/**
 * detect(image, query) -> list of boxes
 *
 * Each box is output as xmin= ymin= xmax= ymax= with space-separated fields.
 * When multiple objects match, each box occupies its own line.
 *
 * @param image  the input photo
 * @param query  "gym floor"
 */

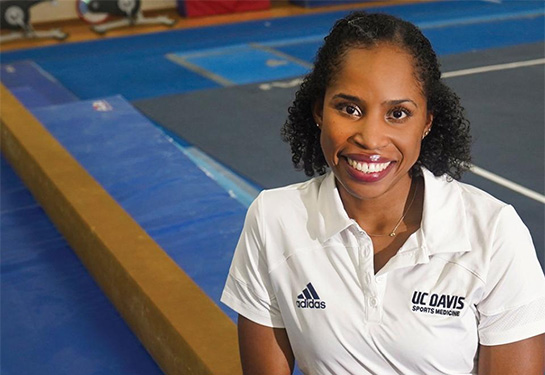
xmin=1 ymin=1 xmax=544 ymax=374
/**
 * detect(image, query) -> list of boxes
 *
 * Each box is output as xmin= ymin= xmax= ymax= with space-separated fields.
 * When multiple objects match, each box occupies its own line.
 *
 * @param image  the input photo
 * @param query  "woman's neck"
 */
xmin=338 ymin=175 xmax=423 ymax=236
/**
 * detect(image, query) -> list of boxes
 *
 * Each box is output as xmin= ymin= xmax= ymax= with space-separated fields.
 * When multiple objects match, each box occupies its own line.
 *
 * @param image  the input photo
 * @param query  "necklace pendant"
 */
xmin=389 ymin=232 xmax=396 ymax=237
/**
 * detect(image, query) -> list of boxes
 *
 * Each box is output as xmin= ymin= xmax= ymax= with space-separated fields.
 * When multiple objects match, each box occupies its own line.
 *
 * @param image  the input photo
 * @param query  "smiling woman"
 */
xmin=221 ymin=11 xmax=545 ymax=375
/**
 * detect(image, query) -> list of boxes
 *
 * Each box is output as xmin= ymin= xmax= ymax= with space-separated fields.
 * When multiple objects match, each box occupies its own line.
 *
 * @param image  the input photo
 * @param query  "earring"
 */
xmin=422 ymin=129 xmax=430 ymax=139
xmin=316 ymin=123 xmax=321 ymax=129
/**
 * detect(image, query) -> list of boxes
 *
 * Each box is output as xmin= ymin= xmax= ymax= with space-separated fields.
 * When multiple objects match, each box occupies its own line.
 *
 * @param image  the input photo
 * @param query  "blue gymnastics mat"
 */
xmin=27 ymin=96 xmax=247 ymax=321
xmin=169 ymin=44 xmax=311 ymax=85
xmin=0 ymin=157 xmax=163 ymax=375
xmin=0 ymin=61 xmax=78 ymax=109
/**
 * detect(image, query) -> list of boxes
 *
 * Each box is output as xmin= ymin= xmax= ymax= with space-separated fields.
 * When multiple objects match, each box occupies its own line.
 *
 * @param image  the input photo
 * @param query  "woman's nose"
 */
xmin=349 ymin=115 xmax=388 ymax=150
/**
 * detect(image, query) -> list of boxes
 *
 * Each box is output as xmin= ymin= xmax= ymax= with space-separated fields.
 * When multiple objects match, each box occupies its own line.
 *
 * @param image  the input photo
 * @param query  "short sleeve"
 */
xmin=477 ymin=205 xmax=545 ymax=345
xmin=220 ymin=193 xmax=284 ymax=328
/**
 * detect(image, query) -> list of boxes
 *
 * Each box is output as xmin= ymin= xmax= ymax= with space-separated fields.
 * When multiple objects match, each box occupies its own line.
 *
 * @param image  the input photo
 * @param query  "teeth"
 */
xmin=347 ymin=157 xmax=391 ymax=173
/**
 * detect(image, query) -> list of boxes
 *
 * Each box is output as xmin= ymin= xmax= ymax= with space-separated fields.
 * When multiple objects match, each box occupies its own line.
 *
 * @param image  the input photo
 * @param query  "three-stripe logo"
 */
xmin=296 ymin=283 xmax=326 ymax=309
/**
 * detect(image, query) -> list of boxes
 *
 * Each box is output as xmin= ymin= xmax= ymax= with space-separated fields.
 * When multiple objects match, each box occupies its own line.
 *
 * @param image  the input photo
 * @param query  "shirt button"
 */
xmin=369 ymin=297 xmax=379 ymax=308
xmin=377 ymin=276 xmax=384 ymax=283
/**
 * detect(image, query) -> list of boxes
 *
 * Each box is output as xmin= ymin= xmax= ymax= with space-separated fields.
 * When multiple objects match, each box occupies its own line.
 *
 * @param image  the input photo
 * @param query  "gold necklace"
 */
xmin=367 ymin=182 xmax=419 ymax=238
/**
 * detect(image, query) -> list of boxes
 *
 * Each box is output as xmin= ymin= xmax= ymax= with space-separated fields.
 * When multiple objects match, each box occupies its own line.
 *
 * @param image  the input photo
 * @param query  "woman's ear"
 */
xmin=423 ymin=111 xmax=433 ymax=137
xmin=426 ymin=111 xmax=433 ymax=128
xmin=313 ymin=99 xmax=324 ymax=127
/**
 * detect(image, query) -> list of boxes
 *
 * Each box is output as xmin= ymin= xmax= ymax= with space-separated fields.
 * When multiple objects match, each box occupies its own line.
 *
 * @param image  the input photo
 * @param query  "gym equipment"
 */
xmin=76 ymin=0 xmax=176 ymax=35
xmin=0 ymin=0 xmax=68 ymax=44
xmin=176 ymin=0 xmax=270 ymax=18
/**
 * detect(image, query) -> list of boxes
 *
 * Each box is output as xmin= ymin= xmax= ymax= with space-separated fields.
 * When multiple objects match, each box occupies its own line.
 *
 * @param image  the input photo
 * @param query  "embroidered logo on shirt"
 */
xmin=296 ymin=283 xmax=326 ymax=309
xmin=411 ymin=290 xmax=465 ymax=317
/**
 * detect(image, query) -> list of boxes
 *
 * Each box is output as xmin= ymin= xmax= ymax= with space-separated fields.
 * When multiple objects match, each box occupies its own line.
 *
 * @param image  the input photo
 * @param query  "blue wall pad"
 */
xmin=29 ymin=96 xmax=247 ymax=321
xmin=1 ymin=1 xmax=543 ymax=100
xmin=1 ymin=157 xmax=163 ymax=375
xmin=0 ymin=61 xmax=78 ymax=109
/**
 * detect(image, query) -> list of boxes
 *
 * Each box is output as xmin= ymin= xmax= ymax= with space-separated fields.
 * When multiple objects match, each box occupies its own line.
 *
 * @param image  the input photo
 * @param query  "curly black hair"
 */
xmin=281 ymin=11 xmax=471 ymax=180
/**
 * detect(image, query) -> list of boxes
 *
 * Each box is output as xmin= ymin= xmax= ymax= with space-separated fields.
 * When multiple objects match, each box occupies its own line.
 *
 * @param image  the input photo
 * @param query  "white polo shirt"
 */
xmin=221 ymin=168 xmax=545 ymax=375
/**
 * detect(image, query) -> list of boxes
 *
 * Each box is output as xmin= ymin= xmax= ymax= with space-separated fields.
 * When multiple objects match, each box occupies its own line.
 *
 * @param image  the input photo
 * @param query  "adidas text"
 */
xmin=296 ymin=299 xmax=326 ymax=309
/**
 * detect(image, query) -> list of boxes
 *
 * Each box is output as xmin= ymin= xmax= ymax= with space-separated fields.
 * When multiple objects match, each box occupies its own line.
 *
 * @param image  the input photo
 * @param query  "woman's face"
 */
xmin=314 ymin=44 xmax=433 ymax=202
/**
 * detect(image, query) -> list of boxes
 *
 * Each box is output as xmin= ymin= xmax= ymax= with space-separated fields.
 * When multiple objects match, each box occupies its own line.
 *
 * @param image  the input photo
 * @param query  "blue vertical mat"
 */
xmin=1 ymin=157 xmax=164 ymax=375
xmin=29 ymin=96 xmax=247 ymax=322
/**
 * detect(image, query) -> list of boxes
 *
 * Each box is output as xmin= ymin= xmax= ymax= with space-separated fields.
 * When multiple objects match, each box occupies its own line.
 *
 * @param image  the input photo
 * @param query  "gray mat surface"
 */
xmin=135 ymin=78 xmax=304 ymax=188
xmin=134 ymin=42 xmax=544 ymax=266
xmin=444 ymin=44 xmax=544 ymax=194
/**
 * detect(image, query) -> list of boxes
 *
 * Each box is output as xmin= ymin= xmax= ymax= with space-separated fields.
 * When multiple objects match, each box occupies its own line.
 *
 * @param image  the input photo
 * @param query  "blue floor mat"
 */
xmin=0 ymin=61 xmax=78 ymax=108
xmin=34 ymin=52 xmax=220 ymax=101
xmin=269 ymin=14 xmax=545 ymax=63
xmin=171 ymin=44 xmax=310 ymax=85
xmin=0 ymin=157 xmax=164 ymax=375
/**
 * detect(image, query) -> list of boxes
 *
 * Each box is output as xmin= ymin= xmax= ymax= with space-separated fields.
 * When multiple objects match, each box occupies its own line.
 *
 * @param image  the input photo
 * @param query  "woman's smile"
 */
xmin=344 ymin=155 xmax=394 ymax=182
xmin=347 ymin=158 xmax=391 ymax=173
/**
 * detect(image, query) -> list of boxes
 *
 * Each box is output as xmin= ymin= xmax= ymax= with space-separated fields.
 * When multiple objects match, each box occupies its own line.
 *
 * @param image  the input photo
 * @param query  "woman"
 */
xmin=221 ymin=11 xmax=545 ymax=375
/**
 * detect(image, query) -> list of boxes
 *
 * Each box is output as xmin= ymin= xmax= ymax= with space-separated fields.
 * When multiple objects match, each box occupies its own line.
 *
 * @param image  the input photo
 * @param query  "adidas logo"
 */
xmin=296 ymin=283 xmax=326 ymax=309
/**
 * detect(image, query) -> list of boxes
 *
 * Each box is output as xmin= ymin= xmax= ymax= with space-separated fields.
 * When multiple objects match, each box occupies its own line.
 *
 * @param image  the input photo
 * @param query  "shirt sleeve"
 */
xmin=220 ymin=193 xmax=284 ymax=328
xmin=477 ymin=205 xmax=545 ymax=346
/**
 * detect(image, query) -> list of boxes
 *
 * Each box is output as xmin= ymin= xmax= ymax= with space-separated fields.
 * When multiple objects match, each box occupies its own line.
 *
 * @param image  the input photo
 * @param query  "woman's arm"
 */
xmin=238 ymin=315 xmax=295 ymax=375
xmin=478 ymin=334 xmax=545 ymax=375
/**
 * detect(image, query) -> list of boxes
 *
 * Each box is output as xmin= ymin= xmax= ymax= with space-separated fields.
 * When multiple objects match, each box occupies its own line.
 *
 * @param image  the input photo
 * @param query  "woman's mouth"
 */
xmin=346 ymin=157 xmax=391 ymax=173
xmin=344 ymin=156 xmax=394 ymax=182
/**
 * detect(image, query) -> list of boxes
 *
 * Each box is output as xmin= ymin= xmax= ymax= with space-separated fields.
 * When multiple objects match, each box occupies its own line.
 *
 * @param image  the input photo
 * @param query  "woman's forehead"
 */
xmin=340 ymin=44 xmax=414 ymax=73
xmin=328 ymin=45 xmax=424 ymax=97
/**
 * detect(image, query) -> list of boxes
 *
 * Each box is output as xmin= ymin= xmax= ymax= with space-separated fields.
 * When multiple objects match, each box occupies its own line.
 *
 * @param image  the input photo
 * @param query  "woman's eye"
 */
xmin=340 ymin=104 xmax=361 ymax=117
xmin=388 ymin=108 xmax=411 ymax=121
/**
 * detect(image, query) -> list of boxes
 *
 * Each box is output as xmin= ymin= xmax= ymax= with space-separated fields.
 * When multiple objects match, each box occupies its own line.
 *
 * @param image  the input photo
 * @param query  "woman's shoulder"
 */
xmin=422 ymin=169 xmax=539 ymax=286
xmin=423 ymin=168 xmax=509 ymax=217
xmin=256 ymin=173 xmax=328 ymax=208
xmin=246 ymin=174 xmax=330 ymax=238
xmin=457 ymin=179 xmax=508 ymax=211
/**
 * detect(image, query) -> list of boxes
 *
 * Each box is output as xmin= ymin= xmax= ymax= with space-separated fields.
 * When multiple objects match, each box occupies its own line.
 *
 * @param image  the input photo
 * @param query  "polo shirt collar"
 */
xmin=316 ymin=171 xmax=353 ymax=242
xmin=316 ymin=169 xmax=472 ymax=255
xmin=420 ymin=168 xmax=472 ymax=255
